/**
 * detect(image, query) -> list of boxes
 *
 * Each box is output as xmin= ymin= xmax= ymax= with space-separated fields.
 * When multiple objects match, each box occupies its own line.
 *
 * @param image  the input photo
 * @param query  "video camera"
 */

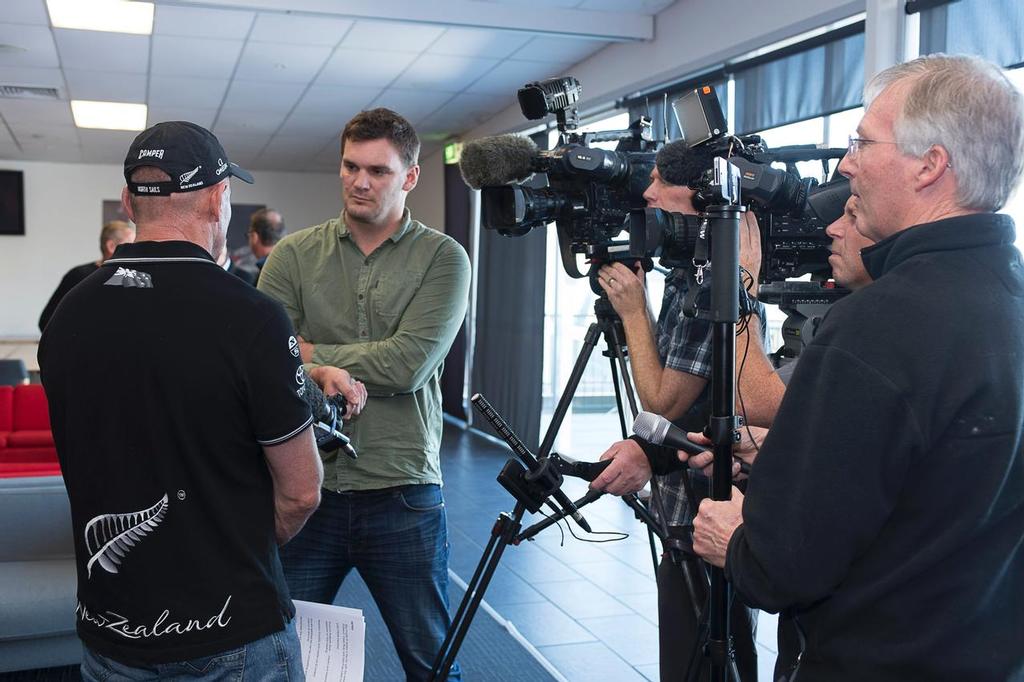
xmin=643 ymin=85 xmax=852 ymax=283
xmin=459 ymin=76 xmax=659 ymax=279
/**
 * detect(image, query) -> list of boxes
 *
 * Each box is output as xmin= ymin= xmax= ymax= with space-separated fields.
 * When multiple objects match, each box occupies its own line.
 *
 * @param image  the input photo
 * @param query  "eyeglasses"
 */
xmin=847 ymin=135 xmax=898 ymax=157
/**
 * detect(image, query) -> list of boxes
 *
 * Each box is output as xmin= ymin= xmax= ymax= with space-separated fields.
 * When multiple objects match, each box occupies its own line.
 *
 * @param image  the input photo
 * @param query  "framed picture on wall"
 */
xmin=0 ymin=170 xmax=25 ymax=236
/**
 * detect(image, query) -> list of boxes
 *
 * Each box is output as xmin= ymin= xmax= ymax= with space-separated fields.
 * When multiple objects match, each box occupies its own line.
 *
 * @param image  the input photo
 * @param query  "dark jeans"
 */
xmin=279 ymin=484 xmax=460 ymax=682
xmin=658 ymin=552 xmax=759 ymax=682
xmin=80 ymin=623 xmax=303 ymax=681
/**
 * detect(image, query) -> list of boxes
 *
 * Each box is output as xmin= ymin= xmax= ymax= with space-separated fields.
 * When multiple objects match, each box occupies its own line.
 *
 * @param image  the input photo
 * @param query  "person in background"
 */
xmin=248 ymin=208 xmax=285 ymax=285
xmin=38 ymin=220 xmax=135 ymax=332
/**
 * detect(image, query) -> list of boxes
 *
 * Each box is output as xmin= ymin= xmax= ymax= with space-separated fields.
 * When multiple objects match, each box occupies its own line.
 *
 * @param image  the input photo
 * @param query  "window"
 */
xmin=1001 ymin=68 xmax=1024 ymax=253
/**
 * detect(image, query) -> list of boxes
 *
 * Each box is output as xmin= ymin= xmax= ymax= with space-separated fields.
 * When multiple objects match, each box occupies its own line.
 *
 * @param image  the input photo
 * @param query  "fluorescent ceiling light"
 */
xmin=47 ymin=1 xmax=154 ymax=35
xmin=71 ymin=100 xmax=147 ymax=131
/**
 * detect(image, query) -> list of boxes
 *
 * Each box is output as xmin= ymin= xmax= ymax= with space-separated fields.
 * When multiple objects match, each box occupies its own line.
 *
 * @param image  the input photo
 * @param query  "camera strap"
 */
xmin=682 ymin=219 xmax=712 ymax=319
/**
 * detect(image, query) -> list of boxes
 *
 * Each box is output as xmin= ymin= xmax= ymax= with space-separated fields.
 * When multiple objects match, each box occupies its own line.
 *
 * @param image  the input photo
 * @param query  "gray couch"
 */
xmin=0 ymin=475 xmax=81 ymax=673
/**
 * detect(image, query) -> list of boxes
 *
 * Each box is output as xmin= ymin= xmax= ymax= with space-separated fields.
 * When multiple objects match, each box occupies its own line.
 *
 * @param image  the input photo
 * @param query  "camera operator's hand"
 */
xmin=681 ymin=426 xmax=767 ymax=480
xmin=739 ymin=212 xmax=762 ymax=291
xmin=307 ymin=365 xmax=367 ymax=419
xmin=693 ymin=488 xmax=744 ymax=568
xmin=589 ymin=439 xmax=652 ymax=496
xmin=597 ymin=262 xmax=648 ymax=321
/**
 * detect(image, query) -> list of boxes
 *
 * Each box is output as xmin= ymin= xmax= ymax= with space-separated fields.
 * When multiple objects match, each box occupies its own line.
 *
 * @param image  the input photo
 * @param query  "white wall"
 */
xmin=0 ymin=159 xmax=343 ymax=339
xmin=406 ymin=149 xmax=446 ymax=232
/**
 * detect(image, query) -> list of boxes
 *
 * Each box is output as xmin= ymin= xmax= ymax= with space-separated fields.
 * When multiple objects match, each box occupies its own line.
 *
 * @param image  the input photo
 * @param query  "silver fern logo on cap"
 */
xmin=84 ymin=494 xmax=169 ymax=578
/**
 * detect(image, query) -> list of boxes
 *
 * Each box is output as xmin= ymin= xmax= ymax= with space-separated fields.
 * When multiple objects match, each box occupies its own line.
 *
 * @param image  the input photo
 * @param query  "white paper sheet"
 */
xmin=293 ymin=599 xmax=365 ymax=682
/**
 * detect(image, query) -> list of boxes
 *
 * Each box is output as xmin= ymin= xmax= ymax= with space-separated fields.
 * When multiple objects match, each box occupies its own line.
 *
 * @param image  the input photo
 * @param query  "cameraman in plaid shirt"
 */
xmin=589 ymin=147 xmax=784 ymax=681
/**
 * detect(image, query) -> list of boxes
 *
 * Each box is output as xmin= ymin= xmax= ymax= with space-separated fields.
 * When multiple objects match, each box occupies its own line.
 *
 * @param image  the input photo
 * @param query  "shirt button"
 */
xmin=360 ymin=331 xmax=367 ymax=337
xmin=358 ymin=294 xmax=364 ymax=300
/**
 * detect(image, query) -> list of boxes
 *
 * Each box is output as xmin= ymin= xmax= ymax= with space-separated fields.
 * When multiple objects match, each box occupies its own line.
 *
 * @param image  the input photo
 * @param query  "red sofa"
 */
xmin=0 ymin=385 xmax=60 ymax=478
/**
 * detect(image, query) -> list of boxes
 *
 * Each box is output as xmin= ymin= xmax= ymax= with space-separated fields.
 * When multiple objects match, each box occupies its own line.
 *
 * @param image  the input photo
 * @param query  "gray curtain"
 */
xmin=468 ymin=132 xmax=548 ymax=451
xmin=733 ymin=30 xmax=865 ymax=135
xmin=918 ymin=0 xmax=1024 ymax=68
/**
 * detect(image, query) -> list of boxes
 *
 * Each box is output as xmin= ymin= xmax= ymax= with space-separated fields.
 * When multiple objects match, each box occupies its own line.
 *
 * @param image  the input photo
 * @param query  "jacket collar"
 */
xmin=860 ymin=213 xmax=1015 ymax=280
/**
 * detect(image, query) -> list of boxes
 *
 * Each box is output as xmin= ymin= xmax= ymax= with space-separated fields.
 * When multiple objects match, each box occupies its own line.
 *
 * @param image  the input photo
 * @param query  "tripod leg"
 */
xmin=538 ymin=323 xmax=602 ymax=459
xmin=605 ymin=320 xmax=639 ymax=418
xmin=429 ymin=507 xmax=524 ymax=682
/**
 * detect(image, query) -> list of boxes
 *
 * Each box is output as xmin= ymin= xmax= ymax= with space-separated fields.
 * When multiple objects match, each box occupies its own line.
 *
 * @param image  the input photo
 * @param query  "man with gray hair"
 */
xmin=692 ymin=54 xmax=1024 ymax=681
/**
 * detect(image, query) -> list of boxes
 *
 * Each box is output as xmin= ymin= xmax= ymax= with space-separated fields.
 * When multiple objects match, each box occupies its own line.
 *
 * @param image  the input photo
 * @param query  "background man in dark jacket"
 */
xmin=692 ymin=54 xmax=1024 ymax=682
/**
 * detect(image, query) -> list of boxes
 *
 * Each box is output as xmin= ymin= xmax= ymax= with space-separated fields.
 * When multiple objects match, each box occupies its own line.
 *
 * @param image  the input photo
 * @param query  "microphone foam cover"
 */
xmin=459 ymin=134 xmax=538 ymax=189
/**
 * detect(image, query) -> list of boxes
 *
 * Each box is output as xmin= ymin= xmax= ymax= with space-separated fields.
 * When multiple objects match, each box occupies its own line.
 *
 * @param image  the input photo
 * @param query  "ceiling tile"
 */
xmin=6 ymin=121 xmax=78 ymax=146
xmin=0 ymin=66 xmax=63 ymax=89
xmin=151 ymin=35 xmax=243 ymax=79
xmin=277 ymin=113 xmax=346 ymax=138
xmin=234 ymin=42 xmax=332 ymax=84
xmin=3 ymin=0 xmax=50 ymax=25
xmin=427 ymin=28 xmax=533 ymax=59
xmin=153 ymin=5 xmax=255 ymax=39
xmin=146 ymin=107 xmax=218 ymax=129
xmin=222 ymin=80 xmax=306 ymax=113
xmin=249 ymin=14 xmax=354 ymax=46
xmin=420 ymin=93 xmax=514 ymax=138
xmin=369 ymin=88 xmax=453 ymax=124
xmin=391 ymin=54 xmax=499 ymax=92
xmin=511 ymin=36 xmax=608 ymax=67
xmin=261 ymin=134 xmax=330 ymax=158
xmin=77 ymin=129 xmax=138 ymax=162
xmin=463 ymin=59 xmax=555 ymax=95
xmin=215 ymin=109 xmax=288 ymax=135
xmin=64 ymin=70 xmax=147 ymax=103
xmin=148 ymin=75 xmax=228 ymax=108
xmin=476 ymin=0 xmax=581 ymax=7
xmin=577 ymin=0 xmax=675 ymax=11
xmin=52 ymin=29 xmax=149 ymax=74
xmin=317 ymin=48 xmax=417 ymax=88
xmin=19 ymin=142 xmax=82 ymax=163
xmin=341 ymin=20 xmax=444 ymax=53
xmin=0 ymin=22 xmax=59 ymax=68
xmin=0 ymin=99 xmax=72 ymax=125
xmin=292 ymin=85 xmax=379 ymax=119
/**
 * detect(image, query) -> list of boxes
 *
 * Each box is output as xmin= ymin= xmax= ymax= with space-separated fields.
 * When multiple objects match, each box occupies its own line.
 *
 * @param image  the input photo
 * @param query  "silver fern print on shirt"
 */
xmin=84 ymin=494 xmax=169 ymax=578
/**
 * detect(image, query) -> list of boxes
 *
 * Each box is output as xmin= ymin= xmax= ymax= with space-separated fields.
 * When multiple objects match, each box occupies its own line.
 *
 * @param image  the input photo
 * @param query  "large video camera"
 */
xmin=647 ymin=86 xmax=851 ymax=283
xmin=459 ymin=76 xmax=658 ymax=278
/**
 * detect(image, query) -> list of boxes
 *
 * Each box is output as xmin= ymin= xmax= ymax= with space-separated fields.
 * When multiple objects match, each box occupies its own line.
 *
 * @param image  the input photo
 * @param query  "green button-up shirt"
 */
xmin=258 ymin=209 xmax=471 ymax=491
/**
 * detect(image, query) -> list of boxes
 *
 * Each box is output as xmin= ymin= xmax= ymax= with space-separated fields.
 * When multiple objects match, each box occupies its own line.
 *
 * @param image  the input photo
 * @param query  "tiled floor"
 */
xmin=440 ymin=419 xmax=779 ymax=682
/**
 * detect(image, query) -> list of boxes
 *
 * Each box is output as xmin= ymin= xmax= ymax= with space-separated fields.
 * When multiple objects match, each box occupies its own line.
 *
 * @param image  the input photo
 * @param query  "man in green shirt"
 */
xmin=258 ymin=108 xmax=470 ymax=681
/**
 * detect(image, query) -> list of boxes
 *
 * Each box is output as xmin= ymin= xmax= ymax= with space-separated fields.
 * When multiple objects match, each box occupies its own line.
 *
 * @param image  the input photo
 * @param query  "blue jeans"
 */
xmin=80 ymin=622 xmax=303 ymax=681
xmin=279 ymin=484 xmax=460 ymax=682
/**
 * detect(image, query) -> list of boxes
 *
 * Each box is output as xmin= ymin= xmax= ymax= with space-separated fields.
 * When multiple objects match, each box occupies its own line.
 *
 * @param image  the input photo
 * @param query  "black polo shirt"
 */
xmin=38 ymin=240 xmax=313 ymax=665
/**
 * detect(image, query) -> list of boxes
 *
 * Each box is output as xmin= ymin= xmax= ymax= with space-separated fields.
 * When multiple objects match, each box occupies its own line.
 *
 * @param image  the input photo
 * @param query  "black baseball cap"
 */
xmin=124 ymin=121 xmax=254 ymax=196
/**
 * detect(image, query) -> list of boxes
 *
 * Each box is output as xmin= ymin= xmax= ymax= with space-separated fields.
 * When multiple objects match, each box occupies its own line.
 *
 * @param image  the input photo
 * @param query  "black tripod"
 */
xmin=430 ymin=289 xmax=662 ymax=682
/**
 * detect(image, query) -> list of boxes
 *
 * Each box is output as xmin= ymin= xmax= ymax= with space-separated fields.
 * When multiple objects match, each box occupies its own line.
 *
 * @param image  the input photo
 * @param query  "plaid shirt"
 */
xmin=650 ymin=269 xmax=767 ymax=534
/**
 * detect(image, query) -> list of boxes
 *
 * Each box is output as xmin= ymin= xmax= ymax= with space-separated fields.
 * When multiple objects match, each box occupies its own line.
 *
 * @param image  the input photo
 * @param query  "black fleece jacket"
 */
xmin=726 ymin=213 xmax=1024 ymax=682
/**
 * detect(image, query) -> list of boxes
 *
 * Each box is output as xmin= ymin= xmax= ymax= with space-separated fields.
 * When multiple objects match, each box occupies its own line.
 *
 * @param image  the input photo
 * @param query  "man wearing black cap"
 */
xmin=39 ymin=121 xmax=324 ymax=680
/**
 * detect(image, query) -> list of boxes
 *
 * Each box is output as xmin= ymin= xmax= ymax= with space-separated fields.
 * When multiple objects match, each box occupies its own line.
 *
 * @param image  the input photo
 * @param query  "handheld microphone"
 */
xmin=459 ymin=134 xmax=539 ymax=189
xmin=632 ymin=411 xmax=707 ymax=457
xmin=633 ymin=411 xmax=751 ymax=475
xmin=299 ymin=369 xmax=357 ymax=460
